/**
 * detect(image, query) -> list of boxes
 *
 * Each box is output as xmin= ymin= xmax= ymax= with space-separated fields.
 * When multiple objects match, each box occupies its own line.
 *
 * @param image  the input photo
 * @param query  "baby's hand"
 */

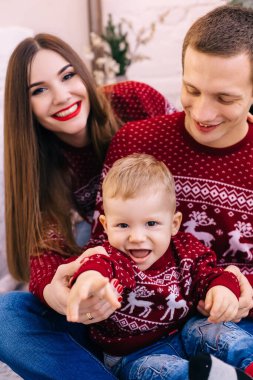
xmin=66 ymin=270 xmax=121 ymax=322
xmin=205 ymin=285 xmax=239 ymax=323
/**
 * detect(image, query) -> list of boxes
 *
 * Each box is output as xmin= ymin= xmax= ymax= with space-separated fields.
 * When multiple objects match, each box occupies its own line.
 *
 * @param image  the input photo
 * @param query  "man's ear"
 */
xmin=171 ymin=211 xmax=182 ymax=236
xmin=99 ymin=214 xmax=108 ymax=232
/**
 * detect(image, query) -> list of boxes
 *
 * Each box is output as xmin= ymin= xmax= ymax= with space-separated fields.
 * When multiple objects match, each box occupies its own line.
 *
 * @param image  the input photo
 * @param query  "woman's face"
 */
xmin=29 ymin=49 xmax=90 ymax=147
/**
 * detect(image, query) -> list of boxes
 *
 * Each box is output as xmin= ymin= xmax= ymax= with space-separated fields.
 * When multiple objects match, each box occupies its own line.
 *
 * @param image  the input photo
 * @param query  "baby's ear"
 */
xmin=171 ymin=211 xmax=182 ymax=236
xmin=99 ymin=214 xmax=107 ymax=232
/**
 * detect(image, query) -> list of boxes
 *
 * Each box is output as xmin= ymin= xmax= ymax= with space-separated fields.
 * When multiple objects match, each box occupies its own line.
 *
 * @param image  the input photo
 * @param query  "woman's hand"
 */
xmin=43 ymin=259 xmax=84 ymax=315
xmin=43 ymin=246 xmax=109 ymax=315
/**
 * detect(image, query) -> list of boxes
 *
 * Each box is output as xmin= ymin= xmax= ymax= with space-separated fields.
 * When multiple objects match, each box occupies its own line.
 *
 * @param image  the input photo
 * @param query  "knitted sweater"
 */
xmin=70 ymin=234 xmax=239 ymax=355
xmin=90 ymin=112 xmax=253 ymax=290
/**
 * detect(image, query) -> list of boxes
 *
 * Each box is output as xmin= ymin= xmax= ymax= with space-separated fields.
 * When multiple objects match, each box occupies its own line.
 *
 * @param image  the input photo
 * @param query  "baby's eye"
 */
xmin=117 ymin=223 xmax=129 ymax=228
xmin=146 ymin=221 xmax=158 ymax=227
xmin=31 ymin=87 xmax=46 ymax=96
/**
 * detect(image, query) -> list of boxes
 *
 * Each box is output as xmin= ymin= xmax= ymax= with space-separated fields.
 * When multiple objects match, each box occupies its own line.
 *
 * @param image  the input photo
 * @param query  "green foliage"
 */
xmin=102 ymin=14 xmax=131 ymax=76
xmin=228 ymin=0 xmax=253 ymax=7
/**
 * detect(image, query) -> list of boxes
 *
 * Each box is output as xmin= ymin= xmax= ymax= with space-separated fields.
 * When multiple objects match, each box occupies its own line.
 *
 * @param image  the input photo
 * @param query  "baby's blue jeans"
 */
xmin=104 ymin=333 xmax=189 ymax=380
xmin=182 ymin=314 xmax=253 ymax=370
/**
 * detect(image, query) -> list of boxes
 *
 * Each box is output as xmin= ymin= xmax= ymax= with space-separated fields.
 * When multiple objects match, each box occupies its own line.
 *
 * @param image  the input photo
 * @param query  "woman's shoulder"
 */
xmin=105 ymin=111 xmax=185 ymax=164
xmin=116 ymin=111 xmax=184 ymax=137
xmin=102 ymin=80 xmax=174 ymax=123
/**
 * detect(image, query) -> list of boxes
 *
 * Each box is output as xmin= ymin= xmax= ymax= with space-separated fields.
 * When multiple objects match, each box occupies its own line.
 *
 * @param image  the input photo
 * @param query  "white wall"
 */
xmin=0 ymin=0 xmax=228 ymax=107
xmin=102 ymin=0 xmax=227 ymax=109
xmin=0 ymin=0 xmax=89 ymax=57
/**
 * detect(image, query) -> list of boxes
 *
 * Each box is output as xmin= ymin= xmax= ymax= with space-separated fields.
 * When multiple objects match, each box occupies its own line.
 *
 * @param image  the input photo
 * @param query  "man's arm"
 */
xmin=197 ymin=265 xmax=253 ymax=321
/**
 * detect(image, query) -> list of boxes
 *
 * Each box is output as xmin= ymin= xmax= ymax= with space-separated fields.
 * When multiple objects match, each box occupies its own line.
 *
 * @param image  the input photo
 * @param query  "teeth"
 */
xmin=55 ymin=103 xmax=78 ymax=117
xmin=199 ymin=122 xmax=220 ymax=128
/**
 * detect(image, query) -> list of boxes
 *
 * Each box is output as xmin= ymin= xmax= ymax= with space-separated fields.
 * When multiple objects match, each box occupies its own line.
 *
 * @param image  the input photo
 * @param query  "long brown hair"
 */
xmin=4 ymin=33 xmax=120 ymax=282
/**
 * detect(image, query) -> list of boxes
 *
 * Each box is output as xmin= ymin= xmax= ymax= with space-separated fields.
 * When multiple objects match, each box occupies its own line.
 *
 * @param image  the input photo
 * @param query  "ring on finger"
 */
xmin=86 ymin=312 xmax=94 ymax=320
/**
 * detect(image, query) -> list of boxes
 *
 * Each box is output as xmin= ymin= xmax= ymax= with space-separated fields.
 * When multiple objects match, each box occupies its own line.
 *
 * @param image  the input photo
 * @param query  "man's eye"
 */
xmin=186 ymin=89 xmax=199 ymax=96
xmin=147 ymin=221 xmax=158 ymax=227
xmin=118 ymin=223 xmax=128 ymax=228
xmin=219 ymin=98 xmax=234 ymax=105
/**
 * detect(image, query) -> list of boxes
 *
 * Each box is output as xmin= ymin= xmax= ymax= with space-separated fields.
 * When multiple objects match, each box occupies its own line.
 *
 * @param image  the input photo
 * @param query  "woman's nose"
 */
xmin=52 ymin=84 xmax=70 ymax=105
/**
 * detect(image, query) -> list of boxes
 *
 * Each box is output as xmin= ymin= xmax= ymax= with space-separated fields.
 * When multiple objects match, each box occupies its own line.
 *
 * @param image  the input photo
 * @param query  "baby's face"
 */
xmin=100 ymin=188 xmax=182 ymax=271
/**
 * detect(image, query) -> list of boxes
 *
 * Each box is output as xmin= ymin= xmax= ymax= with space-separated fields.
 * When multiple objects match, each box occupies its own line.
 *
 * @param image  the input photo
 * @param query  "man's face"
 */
xmin=181 ymin=46 xmax=253 ymax=148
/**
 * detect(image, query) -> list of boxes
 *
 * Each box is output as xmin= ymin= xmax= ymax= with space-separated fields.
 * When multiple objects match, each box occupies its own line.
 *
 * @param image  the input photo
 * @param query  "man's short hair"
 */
xmin=182 ymin=5 xmax=253 ymax=80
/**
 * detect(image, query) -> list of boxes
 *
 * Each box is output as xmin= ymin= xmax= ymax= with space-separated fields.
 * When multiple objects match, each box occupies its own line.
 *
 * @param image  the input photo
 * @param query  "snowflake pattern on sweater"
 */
xmin=71 ymin=234 xmax=239 ymax=356
xmin=91 ymin=112 xmax=253 ymax=289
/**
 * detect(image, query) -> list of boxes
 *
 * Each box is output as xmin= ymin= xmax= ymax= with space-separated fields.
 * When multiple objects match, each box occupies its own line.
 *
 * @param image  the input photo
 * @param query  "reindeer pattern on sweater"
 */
xmin=71 ymin=234 xmax=240 ymax=356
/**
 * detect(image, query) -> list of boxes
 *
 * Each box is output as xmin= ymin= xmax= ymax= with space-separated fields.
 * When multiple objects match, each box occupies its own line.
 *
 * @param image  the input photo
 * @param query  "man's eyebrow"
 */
xmin=217 ymin=92 xmax=242 ymax=98
xmin=28 ymin=63 xmax=73 ymax=89
xmin=183 ymin=80 xmax=242 ymax=98
xmin=182 ymin=80 xmax=196 ymax=88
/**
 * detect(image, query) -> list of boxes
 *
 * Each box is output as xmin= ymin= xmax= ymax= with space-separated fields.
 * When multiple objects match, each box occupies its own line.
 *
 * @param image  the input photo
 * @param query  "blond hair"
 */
xmin=102 ymin=153 xmax=176 ymax=208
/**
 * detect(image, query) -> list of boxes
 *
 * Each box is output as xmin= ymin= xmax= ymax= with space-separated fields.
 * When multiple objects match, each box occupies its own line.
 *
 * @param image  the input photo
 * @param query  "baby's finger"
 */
xmin=100 ymin=283 xmax=121 ymax=309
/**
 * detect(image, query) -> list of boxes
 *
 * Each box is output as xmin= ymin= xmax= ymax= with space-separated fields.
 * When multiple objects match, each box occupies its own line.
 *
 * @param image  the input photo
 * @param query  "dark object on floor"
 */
xmin=189 ymin=353 xmax=252 ymax=380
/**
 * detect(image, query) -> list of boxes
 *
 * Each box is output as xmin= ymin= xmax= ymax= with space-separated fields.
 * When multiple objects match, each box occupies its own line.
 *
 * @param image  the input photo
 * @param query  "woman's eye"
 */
xmin=63 ymin=72 xmax=76 ymax=81
xmin=31 ymin=87 xmax=46 ymax=96
xmin=147 ymin=221 xmax=158 ymax=227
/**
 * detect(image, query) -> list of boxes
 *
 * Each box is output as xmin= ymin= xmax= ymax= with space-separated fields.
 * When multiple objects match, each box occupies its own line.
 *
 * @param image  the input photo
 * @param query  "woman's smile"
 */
xmin=52 ymin=101 xmax=82 ymax=121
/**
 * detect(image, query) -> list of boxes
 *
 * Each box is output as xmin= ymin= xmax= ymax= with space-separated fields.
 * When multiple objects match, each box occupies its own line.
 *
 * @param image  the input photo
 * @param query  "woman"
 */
xmin=0 ymin=33 xmax=169 ymax=380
